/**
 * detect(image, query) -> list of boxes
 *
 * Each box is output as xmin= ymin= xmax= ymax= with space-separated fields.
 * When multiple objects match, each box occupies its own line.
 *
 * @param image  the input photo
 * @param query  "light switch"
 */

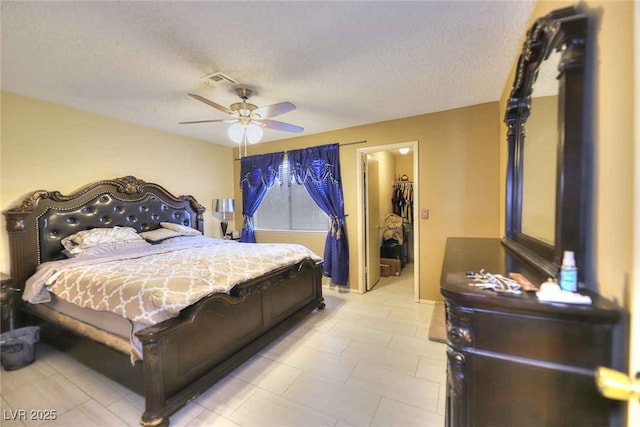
xmin=421 ymin=208 xmax=429 ymax=219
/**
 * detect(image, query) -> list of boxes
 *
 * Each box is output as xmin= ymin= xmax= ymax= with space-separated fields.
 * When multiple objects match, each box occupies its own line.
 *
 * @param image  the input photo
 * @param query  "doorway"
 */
xmin=356 ymin=141 xmax=419 ymax=301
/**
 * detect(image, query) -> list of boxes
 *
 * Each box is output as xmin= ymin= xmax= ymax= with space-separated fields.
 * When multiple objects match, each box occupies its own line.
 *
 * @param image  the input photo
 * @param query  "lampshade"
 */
xmin=246 ymin=123 xmax=263 ymax=144
xmin=214 ymin=198 xmax=235 ymax=214
xmin=227 ymin=123 xmax=244 ymax=144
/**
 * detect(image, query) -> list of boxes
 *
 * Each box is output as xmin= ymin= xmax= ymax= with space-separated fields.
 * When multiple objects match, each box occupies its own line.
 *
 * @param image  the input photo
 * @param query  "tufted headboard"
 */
xmin=4 ymin=176 xmax=205 ymax=290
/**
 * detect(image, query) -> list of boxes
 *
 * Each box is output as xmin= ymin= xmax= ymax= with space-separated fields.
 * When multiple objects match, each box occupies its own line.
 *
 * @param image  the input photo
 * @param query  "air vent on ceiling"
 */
xmin=202 ymin=71 xmax=238 ymax=86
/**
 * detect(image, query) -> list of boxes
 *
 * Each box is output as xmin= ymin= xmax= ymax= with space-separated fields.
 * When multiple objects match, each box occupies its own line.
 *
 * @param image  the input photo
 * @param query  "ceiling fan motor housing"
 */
xmin=235 ymin=87 xmax=254 ymax=100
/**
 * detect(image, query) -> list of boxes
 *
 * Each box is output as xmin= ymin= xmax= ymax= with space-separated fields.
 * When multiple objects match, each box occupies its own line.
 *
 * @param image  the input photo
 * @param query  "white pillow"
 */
xmin=61 ymin=226 xmax=144 ymax=254
xmin=139 ymin=228 xmax=182 ymax=243
xmin=157 ymin=234 xmax=210 ymax=244
xmin=69 ymin=240 xmax=151 ymax=258
xmin=160 ymin=222 xmax=201 ymax=236
xmin=160 ymin=235 xmax=238 ymax=246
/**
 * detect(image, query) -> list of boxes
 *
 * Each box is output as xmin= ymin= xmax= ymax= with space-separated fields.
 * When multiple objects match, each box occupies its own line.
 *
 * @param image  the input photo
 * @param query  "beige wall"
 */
xmin=0 ymin=92 xmax=235 ymax=273
xmin=499 ymin=0 xmax=635 ymax=305
xmin=234 ymin=102 xmax=502 ymax=301
xmin=395 ymin=154 xmax=413 ymax=182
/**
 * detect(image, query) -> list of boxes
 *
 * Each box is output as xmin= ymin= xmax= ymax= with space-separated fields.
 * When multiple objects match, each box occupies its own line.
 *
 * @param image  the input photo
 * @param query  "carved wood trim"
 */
xmin=446 ymin=303 xmax=473 ymax=348
xmin=446 ymin=347 xmax=466 ymax=398
xmin=5 ymin=176 xmax=205 ymax=221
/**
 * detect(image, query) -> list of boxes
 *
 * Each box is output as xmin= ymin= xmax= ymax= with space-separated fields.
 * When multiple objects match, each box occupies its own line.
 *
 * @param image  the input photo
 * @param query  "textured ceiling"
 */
xmin=1 ymin=1 xmax=535 ymax=147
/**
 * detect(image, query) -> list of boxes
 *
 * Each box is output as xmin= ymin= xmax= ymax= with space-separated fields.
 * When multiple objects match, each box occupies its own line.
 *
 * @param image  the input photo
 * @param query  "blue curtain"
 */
xmin=240 ymin=152 xmax=285 ymax=243
xmin=288 ymin=143 xmax=349 ymax=285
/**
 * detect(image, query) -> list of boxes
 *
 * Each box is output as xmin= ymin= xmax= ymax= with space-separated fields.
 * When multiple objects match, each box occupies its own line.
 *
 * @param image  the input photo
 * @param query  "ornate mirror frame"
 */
xmin=503 ymin=6 xmax=588 ymax=279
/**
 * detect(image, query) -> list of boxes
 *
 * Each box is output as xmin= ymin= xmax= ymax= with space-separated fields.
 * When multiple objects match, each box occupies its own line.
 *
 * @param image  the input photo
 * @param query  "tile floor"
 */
xmin=0 ymin=264 xmax=447 ymax=427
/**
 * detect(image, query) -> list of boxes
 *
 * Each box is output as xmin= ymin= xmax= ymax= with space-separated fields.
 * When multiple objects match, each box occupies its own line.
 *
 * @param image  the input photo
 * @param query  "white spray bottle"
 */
xmin=559 ymin=250 xmax=578 ymax=292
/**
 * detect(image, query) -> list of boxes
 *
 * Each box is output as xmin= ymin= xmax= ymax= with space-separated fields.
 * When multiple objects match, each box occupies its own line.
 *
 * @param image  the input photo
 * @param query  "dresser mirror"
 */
xmin=520 ymin=49 xmax=560 ymax=246
xmin=503 ymin=6 xmax=588 ymax=279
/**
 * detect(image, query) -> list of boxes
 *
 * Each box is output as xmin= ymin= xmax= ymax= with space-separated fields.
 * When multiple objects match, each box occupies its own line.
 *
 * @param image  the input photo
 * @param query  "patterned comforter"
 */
xmin=24 ymin=238 xmax=321 ymax=327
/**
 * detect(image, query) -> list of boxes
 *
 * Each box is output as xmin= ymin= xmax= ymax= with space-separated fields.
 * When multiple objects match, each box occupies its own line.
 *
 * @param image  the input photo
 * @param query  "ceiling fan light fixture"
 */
xmin=228 ymin=123 xmax=244 ymax=143
xmin=181 ymin=89 xmax=301 ymax=147
xmin=246 ymin=123 xmax=263 ymax=144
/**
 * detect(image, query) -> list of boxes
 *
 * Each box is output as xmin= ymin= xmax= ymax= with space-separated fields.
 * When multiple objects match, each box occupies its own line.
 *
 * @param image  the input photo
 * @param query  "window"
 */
xmin=253 ymin=162 xmax=328 ymax=232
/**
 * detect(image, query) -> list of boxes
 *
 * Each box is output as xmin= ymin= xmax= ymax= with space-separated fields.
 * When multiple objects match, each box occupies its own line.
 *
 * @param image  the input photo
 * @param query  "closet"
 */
xmin=381 ymin=180 xmax=413 ymax=267
xmin=368 ymin=149 xmax=415 ymax=283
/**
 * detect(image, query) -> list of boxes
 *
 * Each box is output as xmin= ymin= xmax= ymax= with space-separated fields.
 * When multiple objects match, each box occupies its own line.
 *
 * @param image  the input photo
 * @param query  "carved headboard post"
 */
xmin=3 ymin=176 xmax=206 ymax=293
xmin=4 ymin=196 xmax=42 ymax=289
xmin=185 ymin=194 xmax=205 ymax=233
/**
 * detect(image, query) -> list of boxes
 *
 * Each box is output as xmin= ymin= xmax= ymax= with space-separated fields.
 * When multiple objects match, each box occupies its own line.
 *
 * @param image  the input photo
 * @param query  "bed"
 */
xmin=3 ymin=175 xmax=324 ymax=426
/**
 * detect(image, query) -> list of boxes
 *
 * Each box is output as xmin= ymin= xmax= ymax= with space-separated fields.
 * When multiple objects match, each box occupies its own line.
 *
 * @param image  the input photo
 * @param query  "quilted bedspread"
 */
xmin=24 ymin=240 xmax=321 ymax=326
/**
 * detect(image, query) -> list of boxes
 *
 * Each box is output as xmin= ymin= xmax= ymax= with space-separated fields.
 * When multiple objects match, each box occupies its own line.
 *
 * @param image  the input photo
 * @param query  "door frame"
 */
xmin=364 ymin=156 xmax=381 ymax=291
xmin=629 ymin=4 xmax=639 ymax=425
xmin=356 ymin=140 xmax=420 ymax=301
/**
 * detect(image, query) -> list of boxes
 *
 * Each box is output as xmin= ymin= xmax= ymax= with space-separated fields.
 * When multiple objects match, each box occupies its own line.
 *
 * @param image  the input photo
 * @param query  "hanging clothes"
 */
xmin=392 ymin=184 xmax=403 ymax=216
xmin=392 ymin=181 xmax=414 ymax=223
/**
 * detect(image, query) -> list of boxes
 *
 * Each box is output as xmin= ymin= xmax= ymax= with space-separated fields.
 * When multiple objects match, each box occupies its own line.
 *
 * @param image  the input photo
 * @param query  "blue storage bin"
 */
xmin=0 ymin=326 xmax=40 ymax=371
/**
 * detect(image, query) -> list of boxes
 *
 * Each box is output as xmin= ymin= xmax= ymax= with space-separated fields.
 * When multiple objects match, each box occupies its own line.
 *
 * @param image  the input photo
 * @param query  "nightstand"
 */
xmin=1 ymin=274 xmax=18 ymax=332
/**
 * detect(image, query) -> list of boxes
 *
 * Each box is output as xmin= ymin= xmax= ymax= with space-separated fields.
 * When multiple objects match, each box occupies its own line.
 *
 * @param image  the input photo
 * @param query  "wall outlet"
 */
xmin=421 ymin=208 xmax=429 ymax=219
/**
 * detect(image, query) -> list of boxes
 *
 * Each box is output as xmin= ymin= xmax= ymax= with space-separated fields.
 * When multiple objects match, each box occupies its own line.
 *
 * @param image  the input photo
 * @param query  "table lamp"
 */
xmin=214 ymin=198 xmax=235 ymax=238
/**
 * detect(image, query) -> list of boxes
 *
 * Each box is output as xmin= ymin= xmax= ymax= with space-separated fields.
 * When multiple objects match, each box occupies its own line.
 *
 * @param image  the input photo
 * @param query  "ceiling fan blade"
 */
xmin=263 ymin=119 xmax=304 ymax=133
xmin=188 ymin=93 xmax=234 ymax=115
xmin=178 ymin=119 xmax=229 ymax=125
xmin=253 ymin=102 xmax=296 ymax=119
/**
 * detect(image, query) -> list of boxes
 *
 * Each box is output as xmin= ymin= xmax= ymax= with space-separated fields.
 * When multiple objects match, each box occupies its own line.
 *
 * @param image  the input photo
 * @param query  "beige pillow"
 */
xmin=69 ymin=240 xmax=151 ymax=258
xmin=160 ymin=222 xmax=201 ymax=236
xmin=139 ymin=228 xmax=182 ymax=243
xmin=61 ymin=226 xmax=143 ymax=254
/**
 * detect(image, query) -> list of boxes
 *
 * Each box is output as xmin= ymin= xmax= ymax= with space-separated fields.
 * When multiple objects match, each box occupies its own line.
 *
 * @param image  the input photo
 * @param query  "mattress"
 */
xmin=25 ymin=238 xmax=320 ymax=326
xmin=44 ymin=294 xmax=133 ymax=339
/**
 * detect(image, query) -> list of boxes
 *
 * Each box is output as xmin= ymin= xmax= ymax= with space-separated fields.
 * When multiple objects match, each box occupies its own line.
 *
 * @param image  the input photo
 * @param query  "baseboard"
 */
xmin=322 ymin=284 xmax=361 ymax=294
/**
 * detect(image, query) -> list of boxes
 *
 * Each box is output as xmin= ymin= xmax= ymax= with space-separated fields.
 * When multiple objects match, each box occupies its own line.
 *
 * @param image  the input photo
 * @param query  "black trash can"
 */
xmin=0 ymin=326 xmax=40 ymax=371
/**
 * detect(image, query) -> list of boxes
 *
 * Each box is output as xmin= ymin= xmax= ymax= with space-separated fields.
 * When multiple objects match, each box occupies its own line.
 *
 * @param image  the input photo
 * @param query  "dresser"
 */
xmin=440 ymin=238 xmax=621 ymax=427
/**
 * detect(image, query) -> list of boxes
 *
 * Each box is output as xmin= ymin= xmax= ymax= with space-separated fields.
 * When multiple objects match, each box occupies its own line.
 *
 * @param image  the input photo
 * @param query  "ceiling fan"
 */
xmin=179 ymin=87 xmax=303 ymax=144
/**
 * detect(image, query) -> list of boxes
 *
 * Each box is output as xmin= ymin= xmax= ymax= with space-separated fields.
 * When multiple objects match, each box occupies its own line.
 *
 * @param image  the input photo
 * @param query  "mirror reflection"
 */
xmin=521 ymin=50 xmax=561 ymax=245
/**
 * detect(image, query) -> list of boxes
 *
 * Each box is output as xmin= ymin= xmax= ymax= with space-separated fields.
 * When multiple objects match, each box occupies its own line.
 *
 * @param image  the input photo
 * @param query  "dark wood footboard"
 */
xmin=137 ymin=258 xmax=324 ymax=427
